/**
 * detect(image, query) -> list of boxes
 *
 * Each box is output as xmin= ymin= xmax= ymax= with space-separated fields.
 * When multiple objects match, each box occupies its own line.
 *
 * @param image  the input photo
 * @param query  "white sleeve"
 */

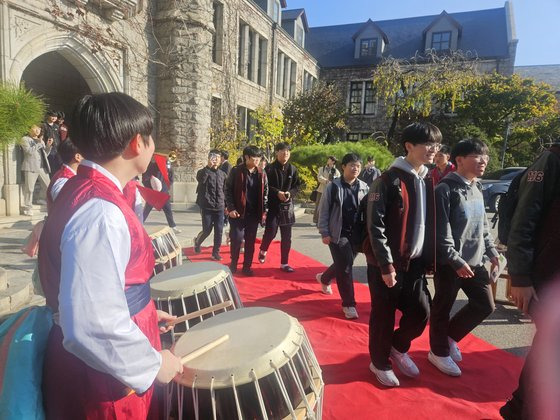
xmin=50 ymin=177 xmax=69 ymax=202
xmin=59 ymin=199 xmax=161 ymax=393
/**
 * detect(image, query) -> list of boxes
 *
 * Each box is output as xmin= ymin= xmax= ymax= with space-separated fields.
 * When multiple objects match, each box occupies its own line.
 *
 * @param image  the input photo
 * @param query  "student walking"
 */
xmin=365 ymin=122 xmax=440 ymax=387
xmin=313 ymin=156 xmax=340 ymax=224
xmin=258 ymin=142 xmax=302 ymax=272
xmin=317 ymin=153 xmax=368 ymax=319
xmin=429 ymin=139 xmax=499 ymax=377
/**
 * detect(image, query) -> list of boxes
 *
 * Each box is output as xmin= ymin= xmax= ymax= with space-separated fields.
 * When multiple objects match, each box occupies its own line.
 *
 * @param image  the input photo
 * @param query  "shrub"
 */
xmin=291 ymin=140 xmax=394 ymax=192
xmin=0 ymin=83 xmax=45 ymax=147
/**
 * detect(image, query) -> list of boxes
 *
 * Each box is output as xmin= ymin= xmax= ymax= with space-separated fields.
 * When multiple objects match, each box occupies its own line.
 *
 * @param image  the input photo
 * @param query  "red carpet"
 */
xmin=184 ymin=240 xmax=523 ymax=420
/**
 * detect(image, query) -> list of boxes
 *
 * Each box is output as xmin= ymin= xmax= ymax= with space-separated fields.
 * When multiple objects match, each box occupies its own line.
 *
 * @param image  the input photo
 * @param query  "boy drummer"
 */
xmin=39 ymin=93 xmax=183 ymax=419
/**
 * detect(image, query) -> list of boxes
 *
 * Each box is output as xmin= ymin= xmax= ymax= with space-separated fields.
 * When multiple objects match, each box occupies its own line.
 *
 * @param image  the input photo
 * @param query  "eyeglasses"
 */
xmin=466 ymin=154 xmax=490 ymax=163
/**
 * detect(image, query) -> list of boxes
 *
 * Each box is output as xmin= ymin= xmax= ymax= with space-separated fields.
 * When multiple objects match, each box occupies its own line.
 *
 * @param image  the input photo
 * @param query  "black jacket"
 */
xmin=265 ymin=160 xmax=301 ymax=214
xmin=507 ymin=144 xmax=560 ymax=289
xmin=225 ymin=164 xmax=268 ymax=220
xmin=196 ymin=166 xmax=226 ymax=211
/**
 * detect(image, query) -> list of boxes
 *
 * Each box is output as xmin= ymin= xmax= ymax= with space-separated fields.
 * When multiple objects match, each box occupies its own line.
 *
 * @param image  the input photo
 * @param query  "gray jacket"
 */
xmin=317 ymin=177 xmax=369 ymax=244
xmin=20 ymin=135 xmax=51 ymax=173
xmin=435 ymin=172 xmax=498 ymax=269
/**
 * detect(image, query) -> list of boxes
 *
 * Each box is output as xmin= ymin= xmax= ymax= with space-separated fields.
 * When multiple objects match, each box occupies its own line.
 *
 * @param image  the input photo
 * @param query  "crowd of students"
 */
xmin=17 ymin=91 xmax=559 ymax=419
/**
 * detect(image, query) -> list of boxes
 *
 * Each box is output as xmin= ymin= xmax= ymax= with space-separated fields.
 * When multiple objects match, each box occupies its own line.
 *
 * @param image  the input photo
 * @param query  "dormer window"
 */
xmin=272 ymin=0 xmax=281 ymax=23
xmin=431 ymin=31 xmax=451 ymax=51
xmin=360 ymin=38 xmax=377 ymax=57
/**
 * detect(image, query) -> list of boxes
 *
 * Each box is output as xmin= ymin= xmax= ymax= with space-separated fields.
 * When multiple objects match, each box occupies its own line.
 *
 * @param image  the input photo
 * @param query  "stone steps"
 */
xmin=0 ymin=268 xmax=45 ymax=320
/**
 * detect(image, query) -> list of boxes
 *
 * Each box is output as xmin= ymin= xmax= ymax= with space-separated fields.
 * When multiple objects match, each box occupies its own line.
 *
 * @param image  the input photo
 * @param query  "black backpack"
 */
xmin=494 ymin=146 xmax=560 ymax=245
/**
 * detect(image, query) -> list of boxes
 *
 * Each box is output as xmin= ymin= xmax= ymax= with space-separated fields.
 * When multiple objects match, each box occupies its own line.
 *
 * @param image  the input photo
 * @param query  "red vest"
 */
xmin=46 ymin=164 xmax=75 ymax=213
xmin=38 ymin=165 xmax=160 ymax=419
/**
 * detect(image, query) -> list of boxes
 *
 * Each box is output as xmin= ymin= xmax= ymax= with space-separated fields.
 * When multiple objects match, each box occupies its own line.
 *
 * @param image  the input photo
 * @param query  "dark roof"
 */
xmin=306 ymin=7 xmax=510 ymax=68
xmin=282 ymin=8 xmax=309 ymax=32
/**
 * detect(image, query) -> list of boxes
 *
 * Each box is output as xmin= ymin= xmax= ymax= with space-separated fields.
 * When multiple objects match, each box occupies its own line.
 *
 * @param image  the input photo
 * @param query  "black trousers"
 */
xmin=260 ymin=212 xmax=292 ymax=265
xmin=320 ymin=236 xmax=356 ymax=307
xmin=229 ymin=216 xmax=259 ymax=269
xmin=367 ymin=259 xmax=431 ymax=370
xmin=195 ymin=209 xmax=224 ymax=254
xmin=430 ymin=264 xmax=495 ymax=357
xmin=143 ymin=200 xmax=176 ymax=228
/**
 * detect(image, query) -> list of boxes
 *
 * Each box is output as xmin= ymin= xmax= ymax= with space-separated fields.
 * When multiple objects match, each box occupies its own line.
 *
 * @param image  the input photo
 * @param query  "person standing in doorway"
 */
xmin=41 ymin=110 xmax=62 ymax=176
xmin=20 ymin=125 xmax=52 ymax=216
xmin=258 ymin=142 xmax=302 ymax=272
xmin=317 ymin=153 xmax=369 ymax=319
xmin=194 ymin=149 xmax=227 ymax=260
xmin=225 ymin=146 xmax=268 ymax=276
xmin=313 ymin=156 xmax=340 ymax=224
xmin=365 ymin=122 xmax=440 ymax=387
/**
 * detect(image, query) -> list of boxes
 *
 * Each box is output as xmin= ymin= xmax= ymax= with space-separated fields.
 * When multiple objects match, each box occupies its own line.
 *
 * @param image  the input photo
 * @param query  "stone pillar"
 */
xmin=277 ymin=52 xmax=285 ymax=95
xmin=154 ymin=0 xmax=214 ymax=204
xmin=251 ymin=31 xmax=260 ymax=82
xmin=1 ymin=145 xmax=21 ymax=216
xmin=283 ymin=58 xmax=291 ymax=98
xmin=240 ymin=24 xmax=250 ymax=79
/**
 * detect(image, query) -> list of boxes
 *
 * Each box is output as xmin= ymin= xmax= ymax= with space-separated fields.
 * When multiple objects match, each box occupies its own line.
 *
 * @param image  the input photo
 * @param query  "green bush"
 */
xmin=0 ymin=83 xmax=45 ymax=147
xmin=291 ymin=140 xmax=394 ymax=192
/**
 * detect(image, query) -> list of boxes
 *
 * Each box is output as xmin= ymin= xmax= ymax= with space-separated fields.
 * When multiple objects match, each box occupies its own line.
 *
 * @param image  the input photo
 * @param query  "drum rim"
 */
xmin=173 ymin=307 xmax=315 ymax=389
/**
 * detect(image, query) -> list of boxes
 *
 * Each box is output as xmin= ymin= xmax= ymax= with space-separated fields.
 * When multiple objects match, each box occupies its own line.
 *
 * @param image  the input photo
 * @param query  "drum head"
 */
xmin=150 ymin=262 xmax=230 ymax=299
xmin=173 ymin=307 xmax=304 ymax=389
xmin=146 ymin=225 xmax=171 ymax=238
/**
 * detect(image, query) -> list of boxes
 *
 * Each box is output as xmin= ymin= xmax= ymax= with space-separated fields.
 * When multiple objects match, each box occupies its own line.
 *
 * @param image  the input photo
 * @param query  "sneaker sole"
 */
xmin=369 ymin=364 xmax=399 ymax=387
xmin=428 ymin=353 xmax=462 ymax=377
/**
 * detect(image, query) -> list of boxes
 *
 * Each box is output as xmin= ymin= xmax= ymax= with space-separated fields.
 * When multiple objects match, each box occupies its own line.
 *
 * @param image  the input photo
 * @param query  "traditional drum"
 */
xmin=172 ymin=307 xmax=324 ymax=420
xmin=150 ymin=262 xmax=243 ymax=342
xmin=146 ymin=226 xmax=183 ymax=274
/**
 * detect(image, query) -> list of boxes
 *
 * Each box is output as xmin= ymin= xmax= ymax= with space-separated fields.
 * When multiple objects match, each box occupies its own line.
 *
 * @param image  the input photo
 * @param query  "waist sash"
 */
xmin=125 ymin=282 xmax=152 ymax=317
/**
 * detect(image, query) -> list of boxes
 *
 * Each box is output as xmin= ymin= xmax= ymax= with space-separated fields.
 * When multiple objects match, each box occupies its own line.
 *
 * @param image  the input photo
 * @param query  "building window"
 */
xmin=258 ymin=38 xmax=268 ymax=87
xmin=347 ymin=133 xmax=360 ymax=142
xmin=431 ymin=31 xmax=451 ymax=51
xmin=349 ymin=81 xmax=377 ymax=115
xmin=238 ymin=23 xmax=267 ymax=84
xmin=238 ymin=22 xmax=245 ymax=76
xmin=212 ymin=2 xmax=223 ymax=65
xmin=237 ymin=106 xmax=254 ymax=139
xmin=247 ymin=28 xmax=254 ymax=80
xmin=276 ymin=51 xmax=296 ymax=98
xmin=360 ymin=38 xmax=377 ymax=57
xmin=303 ymin=71 xmax=316 ymax=92
xmin=272 ymin=0 xmax=281 ymax=23
xmin=295 ymin=23 xmax=304 ymax=48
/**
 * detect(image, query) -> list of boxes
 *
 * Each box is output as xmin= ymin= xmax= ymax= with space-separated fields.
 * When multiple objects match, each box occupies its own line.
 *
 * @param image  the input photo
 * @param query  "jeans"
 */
xmin=260 ymin=212 xmax=292 ymax=265
xmin=320 ymin=236 xmax=357 ymax=307
xmin=194 ymin=209 xmax=224 ymax=254
xmin=229 ymin=215 xmax=259 ymax=269
xmin=367 ymin=259 xmax=431 ymax=370
xmin=429 ymin=264 xmax=494 ymax=357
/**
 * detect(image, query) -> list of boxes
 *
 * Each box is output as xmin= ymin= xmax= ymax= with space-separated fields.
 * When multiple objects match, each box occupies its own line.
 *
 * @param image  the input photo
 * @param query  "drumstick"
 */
xmin=180 ymin=334 xmax=229 ymax=365
xmin=159 ymin=301 xmax=233 ymax=328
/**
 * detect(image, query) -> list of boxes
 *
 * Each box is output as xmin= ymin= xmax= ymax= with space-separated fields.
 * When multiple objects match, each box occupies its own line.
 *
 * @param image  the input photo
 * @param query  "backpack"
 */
xmin=494 ymin=146 xmax=560 ymax=245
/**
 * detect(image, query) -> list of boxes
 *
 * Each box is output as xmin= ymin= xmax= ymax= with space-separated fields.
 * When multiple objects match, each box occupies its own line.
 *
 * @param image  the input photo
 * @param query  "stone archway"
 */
xmin=21 ymin=51 xmax=92 ymax=118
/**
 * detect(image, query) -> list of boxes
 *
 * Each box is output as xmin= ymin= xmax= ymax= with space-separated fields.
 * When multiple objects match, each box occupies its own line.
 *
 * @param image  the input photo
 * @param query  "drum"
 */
xmin=150 ymin=262 xmax=243 ymax=342
xmin=147 ymin=226 xmax=183 ymax=274
xmin=172 ymin=307 xmax=324 ymax=420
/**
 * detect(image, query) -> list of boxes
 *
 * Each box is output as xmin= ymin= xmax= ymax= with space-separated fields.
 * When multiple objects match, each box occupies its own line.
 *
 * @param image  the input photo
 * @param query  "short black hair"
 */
xmin=70 ymin=93 xmax=153 ymax=162
xmin=209 ymin=149 xmax=221 ymax=157
xmin=401 ymin=122 xmax=442 ymax=153
xmin=438 ymin=144 xmax=451 ymax=155
xmin=220 ymin=150 xmax=229 ymax=160
xmin=242 ymin=145 xmax=263 ymax=158
xmin=367 ymin=156 xmax=374 ymax=162
xmin=275 ymin=142 xmax=291 ymax=152
xmin=57 ymin=111 xmax=65 ymax=120
xmin=341 ymin=153 xmax=361 ymax=166
xmin=450 ymin=139 xmax=489 ymax=165
xmin=46 ymin=110 xmax=57 ymax=117
xmin=57 ymin=138 xmax=79 ymax=164
xmin=327 ymin=155 xmax=337 ymax=163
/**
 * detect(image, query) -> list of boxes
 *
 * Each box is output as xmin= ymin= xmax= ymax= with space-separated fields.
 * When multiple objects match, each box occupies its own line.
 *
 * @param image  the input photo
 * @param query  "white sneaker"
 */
xmin=428 ymin=351 xmax=462 ymax=377
xmin=23 ymin=209 xmax=33 ymax=216
xmin=369 ymin=363 xmax=400 ymax=387
xmin=342 ymin=306 xmax=358 ymax=319
xmin=448 ymin=337 xmax=462 ymax=362
xmin=315 ymin=273 xmax=332 ymax=295
xmin=172 ymin=227 xmax=182 ymax=234
xmin=390 ymin=347 xmax=420 ymax=378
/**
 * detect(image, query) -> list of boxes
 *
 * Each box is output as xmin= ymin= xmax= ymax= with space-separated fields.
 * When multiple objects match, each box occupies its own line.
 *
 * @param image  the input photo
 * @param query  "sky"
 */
xmin=286 ymin=0 xmax=560 ymax=66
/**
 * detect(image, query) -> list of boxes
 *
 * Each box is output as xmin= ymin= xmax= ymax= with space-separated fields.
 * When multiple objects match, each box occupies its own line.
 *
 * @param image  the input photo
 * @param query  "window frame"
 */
xmin=431 ymin=31 xmax=451 ymax=51
xmin=360 ymin=38 xmax=378 ymax=57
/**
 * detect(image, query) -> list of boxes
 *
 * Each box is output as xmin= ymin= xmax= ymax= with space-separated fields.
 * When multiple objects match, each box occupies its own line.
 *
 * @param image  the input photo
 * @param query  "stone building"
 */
xmin=0 ymin=0 xmax=515 ymax=216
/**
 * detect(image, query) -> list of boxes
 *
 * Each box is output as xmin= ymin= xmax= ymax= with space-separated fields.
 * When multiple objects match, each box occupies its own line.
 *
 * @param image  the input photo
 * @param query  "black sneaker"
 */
xmin=229 ymin=264 xmax=237 ymax=274
xmin=281 ymin=265 xmax=295 ymax=273
xmin=258 ymin=251 xmax=266 ymax=264
xmin=211 ymin=253 xmax=222 ymax=261
xmin=193 ymin=239 xmax=201 ymax=254
xmin=242 ymin=267 xmax=254 ymax=276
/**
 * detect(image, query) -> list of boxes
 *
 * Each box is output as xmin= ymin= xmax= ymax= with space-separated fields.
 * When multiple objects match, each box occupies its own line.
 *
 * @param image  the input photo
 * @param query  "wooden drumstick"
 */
xmin=160 ymin=300 xmax=233 ymax=328
xmin=180 ymin=334 xmax=229 ymax=365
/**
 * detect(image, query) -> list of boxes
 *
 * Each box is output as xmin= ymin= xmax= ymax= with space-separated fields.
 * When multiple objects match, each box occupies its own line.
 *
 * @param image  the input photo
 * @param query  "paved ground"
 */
xmin=0 ymin=206 xmax=534 ymax=357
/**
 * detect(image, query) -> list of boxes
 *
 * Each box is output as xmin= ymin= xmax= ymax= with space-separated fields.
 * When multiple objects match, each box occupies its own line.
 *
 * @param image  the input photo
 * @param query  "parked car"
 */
xmin=480 ymin=167 xmax=526 ymax=212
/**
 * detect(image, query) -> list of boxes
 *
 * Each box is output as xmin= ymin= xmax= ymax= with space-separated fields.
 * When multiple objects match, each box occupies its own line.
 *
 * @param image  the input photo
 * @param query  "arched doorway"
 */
xmin=21 ymin=51 xmax=92 ymax=119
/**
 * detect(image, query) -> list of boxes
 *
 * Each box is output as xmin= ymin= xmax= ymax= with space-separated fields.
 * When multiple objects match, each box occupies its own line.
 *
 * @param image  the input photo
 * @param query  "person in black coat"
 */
xmin=194 ymin=149 xmax=227 ymax=260
xmin=258 ymin=142 xmax=302 ymax=272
